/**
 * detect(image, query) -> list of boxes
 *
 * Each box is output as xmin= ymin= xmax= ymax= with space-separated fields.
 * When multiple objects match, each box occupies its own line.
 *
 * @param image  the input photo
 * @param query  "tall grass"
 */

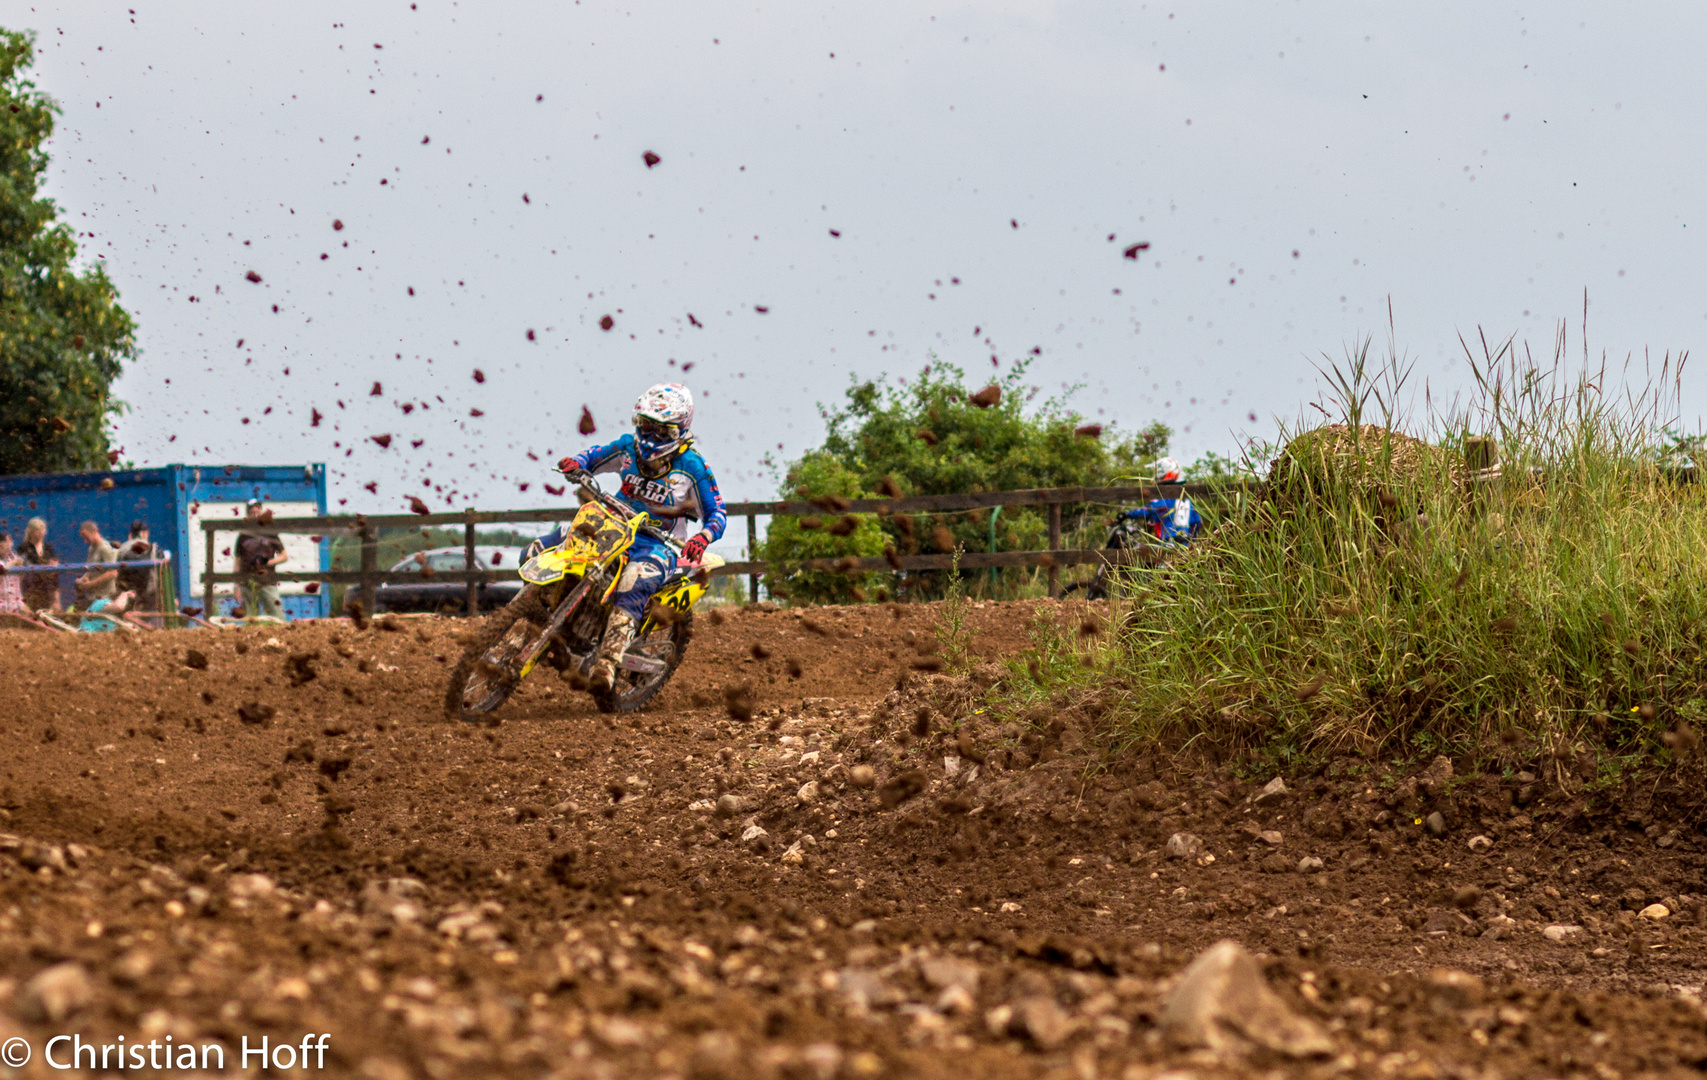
xmin=1097 ymin=328 xmax=1704 ymax=769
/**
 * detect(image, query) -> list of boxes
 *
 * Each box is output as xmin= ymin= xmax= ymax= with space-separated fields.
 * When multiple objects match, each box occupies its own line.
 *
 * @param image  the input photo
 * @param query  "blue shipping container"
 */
xmin=0 ymin=464 xmax=329 ymax=619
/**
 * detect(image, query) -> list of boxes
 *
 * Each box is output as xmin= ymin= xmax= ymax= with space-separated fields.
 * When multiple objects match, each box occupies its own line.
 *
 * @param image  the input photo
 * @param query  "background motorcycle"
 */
xmin=1060 ymin=513 xmax=1172 ymax=600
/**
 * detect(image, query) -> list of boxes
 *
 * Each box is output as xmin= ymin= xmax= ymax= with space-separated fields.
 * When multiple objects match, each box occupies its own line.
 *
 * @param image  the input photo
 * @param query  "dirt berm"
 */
xmin=2 ymin=599 xmax=1706 ymax=1078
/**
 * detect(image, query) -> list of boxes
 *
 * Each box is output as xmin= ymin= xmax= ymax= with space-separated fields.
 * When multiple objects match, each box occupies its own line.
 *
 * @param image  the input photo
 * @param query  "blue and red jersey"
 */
xmin=571 ymin=434 xmax=727 ymax=542
xmin=1124 ymin=496 xmax=1201 ymax=545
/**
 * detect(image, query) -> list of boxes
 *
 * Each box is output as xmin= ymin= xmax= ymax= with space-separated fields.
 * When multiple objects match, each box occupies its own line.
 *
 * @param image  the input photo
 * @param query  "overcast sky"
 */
xmin=14 ymin=1 xmax=1707 ymax=531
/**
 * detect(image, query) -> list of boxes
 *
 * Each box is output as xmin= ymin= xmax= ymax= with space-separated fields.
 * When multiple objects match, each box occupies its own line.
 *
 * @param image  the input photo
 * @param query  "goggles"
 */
xmin=635 ymin=417 xmax=681 ymax=441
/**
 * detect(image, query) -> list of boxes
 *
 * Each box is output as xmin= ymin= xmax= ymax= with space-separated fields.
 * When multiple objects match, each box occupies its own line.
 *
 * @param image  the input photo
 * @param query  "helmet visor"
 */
xmin=635 ymin=417 xmax=681 ymax=443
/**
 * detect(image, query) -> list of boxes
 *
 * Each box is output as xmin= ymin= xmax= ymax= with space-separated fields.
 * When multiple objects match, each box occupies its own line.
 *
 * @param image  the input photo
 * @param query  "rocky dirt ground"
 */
xmin=2 ymin=598 xmax=1707 ymax=1078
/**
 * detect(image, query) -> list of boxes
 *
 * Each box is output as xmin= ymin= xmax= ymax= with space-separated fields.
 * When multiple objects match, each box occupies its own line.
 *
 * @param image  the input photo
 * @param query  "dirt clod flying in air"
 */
xmin=723 ymin=684 xmax=755 ymax=722
xmin=878 ymin=769 xmax=927 ymax=808
xmin=237 ymin=702 xmax=276 ymax=726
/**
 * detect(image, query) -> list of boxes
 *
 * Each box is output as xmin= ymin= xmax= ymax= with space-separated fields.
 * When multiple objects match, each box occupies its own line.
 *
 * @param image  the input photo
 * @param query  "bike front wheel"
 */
xmin=444 ymin=587 xmax=549 ymax=722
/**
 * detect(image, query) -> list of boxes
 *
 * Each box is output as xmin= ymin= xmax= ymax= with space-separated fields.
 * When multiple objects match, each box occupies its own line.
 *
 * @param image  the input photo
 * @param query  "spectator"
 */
xmin=79 ymin=589 xmax=136 ymax=633
xmin=235 ymin=498 xmax=287 ymax=619
xmin=115 ymin=520 xmax=162 ymax=613
xmin=0 ymin=532 xmax=27 ymax=617
xmin=19 ymin=517 xmax=60 ymax=613
xmin=75 ymin=521 xmax=119 ymax=609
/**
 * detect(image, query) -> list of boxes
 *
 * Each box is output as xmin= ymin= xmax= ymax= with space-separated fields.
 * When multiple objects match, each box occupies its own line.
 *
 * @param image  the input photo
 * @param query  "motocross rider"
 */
xmin=552 ymin=383 xmax=726 ymax=691
xmin=1122 ymin=457 xmax=1201 ymax=545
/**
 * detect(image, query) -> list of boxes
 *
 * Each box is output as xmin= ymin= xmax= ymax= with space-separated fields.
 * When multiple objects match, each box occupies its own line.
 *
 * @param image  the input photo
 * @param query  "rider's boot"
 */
xmin=588 ymin=609 xmax=638 ymax=692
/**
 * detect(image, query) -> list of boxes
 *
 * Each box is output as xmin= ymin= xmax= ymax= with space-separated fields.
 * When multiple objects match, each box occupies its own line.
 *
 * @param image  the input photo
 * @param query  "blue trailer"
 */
xmin=0 ymin=464 xmax=329 ymax=620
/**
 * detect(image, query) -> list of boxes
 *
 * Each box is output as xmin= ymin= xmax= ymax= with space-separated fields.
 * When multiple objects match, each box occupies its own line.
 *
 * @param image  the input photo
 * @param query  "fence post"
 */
xmin=747 ymin=512 xmax=759 ymax=604
xmin=359 ymin=520 xmax=379 ymax=616
xmin=464 ymin=510 xmax=478 ymax=617
xmin=202 ymin=528 xmax=216 ymax=616
xmin=1047 ymin=503 xmax=1062 ymax=597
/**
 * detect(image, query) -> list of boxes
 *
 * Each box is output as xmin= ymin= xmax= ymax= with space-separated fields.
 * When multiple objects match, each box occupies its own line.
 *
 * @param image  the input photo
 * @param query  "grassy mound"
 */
xmin=1091 ymin=344 xmax=1706 ymax=769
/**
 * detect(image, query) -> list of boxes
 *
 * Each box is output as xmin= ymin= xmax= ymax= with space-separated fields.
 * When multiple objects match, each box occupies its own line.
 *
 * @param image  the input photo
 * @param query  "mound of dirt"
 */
xmin=1266 ymin=423 xmax=1462 ymax=511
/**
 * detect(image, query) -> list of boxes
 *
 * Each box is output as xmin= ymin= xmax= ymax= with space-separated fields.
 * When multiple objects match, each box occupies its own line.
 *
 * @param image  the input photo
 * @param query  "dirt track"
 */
xmin=3 ymin=599 xmax=1707 ymax=1078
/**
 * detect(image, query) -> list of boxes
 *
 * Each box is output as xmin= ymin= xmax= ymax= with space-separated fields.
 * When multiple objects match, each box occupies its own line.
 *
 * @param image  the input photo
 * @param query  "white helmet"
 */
xmin=633 ymin=383 xmax=694 ymax=467
xmin=1154 ymin=456 xmax=1183 ymax=484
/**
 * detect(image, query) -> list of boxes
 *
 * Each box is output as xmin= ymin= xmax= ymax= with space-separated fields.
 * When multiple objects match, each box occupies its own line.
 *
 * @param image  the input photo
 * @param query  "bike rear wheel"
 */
xmin=591 ymin=612 xmax=693 ymax=714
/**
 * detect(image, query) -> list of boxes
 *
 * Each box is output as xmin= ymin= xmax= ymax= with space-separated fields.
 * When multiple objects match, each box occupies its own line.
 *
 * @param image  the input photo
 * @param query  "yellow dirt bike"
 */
xmin=444 ymin=475 xmax=723 ymax=721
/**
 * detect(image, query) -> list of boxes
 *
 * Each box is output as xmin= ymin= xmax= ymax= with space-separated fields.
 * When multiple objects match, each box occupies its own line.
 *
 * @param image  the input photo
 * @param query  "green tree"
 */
xmin=757 ymin=453 xmax=889 ymax=604
xmin=0 ymin=29 xmax=136 ymax=476
xmin=760 ymin=359 xmax=1178 ymax=600
xmin=816 ymin=359 xmax=1158 ymax=556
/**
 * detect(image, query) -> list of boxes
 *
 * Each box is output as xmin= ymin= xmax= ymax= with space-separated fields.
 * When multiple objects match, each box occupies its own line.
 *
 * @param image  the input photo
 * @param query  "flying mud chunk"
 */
xmin=878 ymin=769 xmax=926 ymax=809
xmin=724 ymin=685 xmax=755 ymax=722
xmin=284 ymin=651 xmax=320 ymax=687
xmin=237 ymin=702 xmax=276 ymax=727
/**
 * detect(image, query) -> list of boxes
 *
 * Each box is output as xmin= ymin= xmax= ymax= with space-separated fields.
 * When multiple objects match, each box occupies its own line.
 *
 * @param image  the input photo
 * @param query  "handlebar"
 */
xmin=556 ymin=468 xmax=684 ymax=553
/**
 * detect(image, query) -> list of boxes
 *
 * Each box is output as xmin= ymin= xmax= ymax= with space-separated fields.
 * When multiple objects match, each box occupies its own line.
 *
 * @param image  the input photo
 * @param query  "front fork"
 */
xmin=515 ymin=551 xmax=631 ymax=680
xmin=516 ymin=578 xmax=594 ymax=680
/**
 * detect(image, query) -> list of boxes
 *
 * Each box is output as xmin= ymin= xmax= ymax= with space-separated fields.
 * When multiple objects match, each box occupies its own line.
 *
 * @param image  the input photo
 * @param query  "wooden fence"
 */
xmin=200 ymin=482 xmax=1243 ymax=613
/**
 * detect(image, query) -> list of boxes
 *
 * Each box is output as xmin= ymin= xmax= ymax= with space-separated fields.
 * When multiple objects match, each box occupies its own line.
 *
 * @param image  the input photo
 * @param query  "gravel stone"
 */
xmin=1161 ymin=940 xmax=1333 ymax=1058
xmin=19 ymin=962 xmax=95 ymax=1022
xmin=1166 ymin=833 xmax=1203 ymax=860
xmin=1252 ymin=777 xmax=1289 ymax=807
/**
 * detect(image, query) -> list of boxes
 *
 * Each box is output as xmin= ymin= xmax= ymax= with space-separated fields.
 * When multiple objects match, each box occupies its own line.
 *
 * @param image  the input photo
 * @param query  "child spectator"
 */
xmin=19 ymin=518 xmax=59 ymax=613
xmin=79 ymin=589 xmax=137 ymax=633
xmin=0 ymin=532 xmax=27 ymax=617
xmin=235 ymin=499 xmax=287 ymax=619
xmin=75 ymin=521 xmax=119 ymax=609
xmin=116 ymin=521 xmax=162 ymax=613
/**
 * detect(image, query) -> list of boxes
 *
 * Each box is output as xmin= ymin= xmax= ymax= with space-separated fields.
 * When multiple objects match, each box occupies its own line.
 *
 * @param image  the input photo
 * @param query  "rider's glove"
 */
xmin=556 ymin=456 xmax=581 ymax=475
xmin=682 ymin=533 xmax=709 ymax=564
